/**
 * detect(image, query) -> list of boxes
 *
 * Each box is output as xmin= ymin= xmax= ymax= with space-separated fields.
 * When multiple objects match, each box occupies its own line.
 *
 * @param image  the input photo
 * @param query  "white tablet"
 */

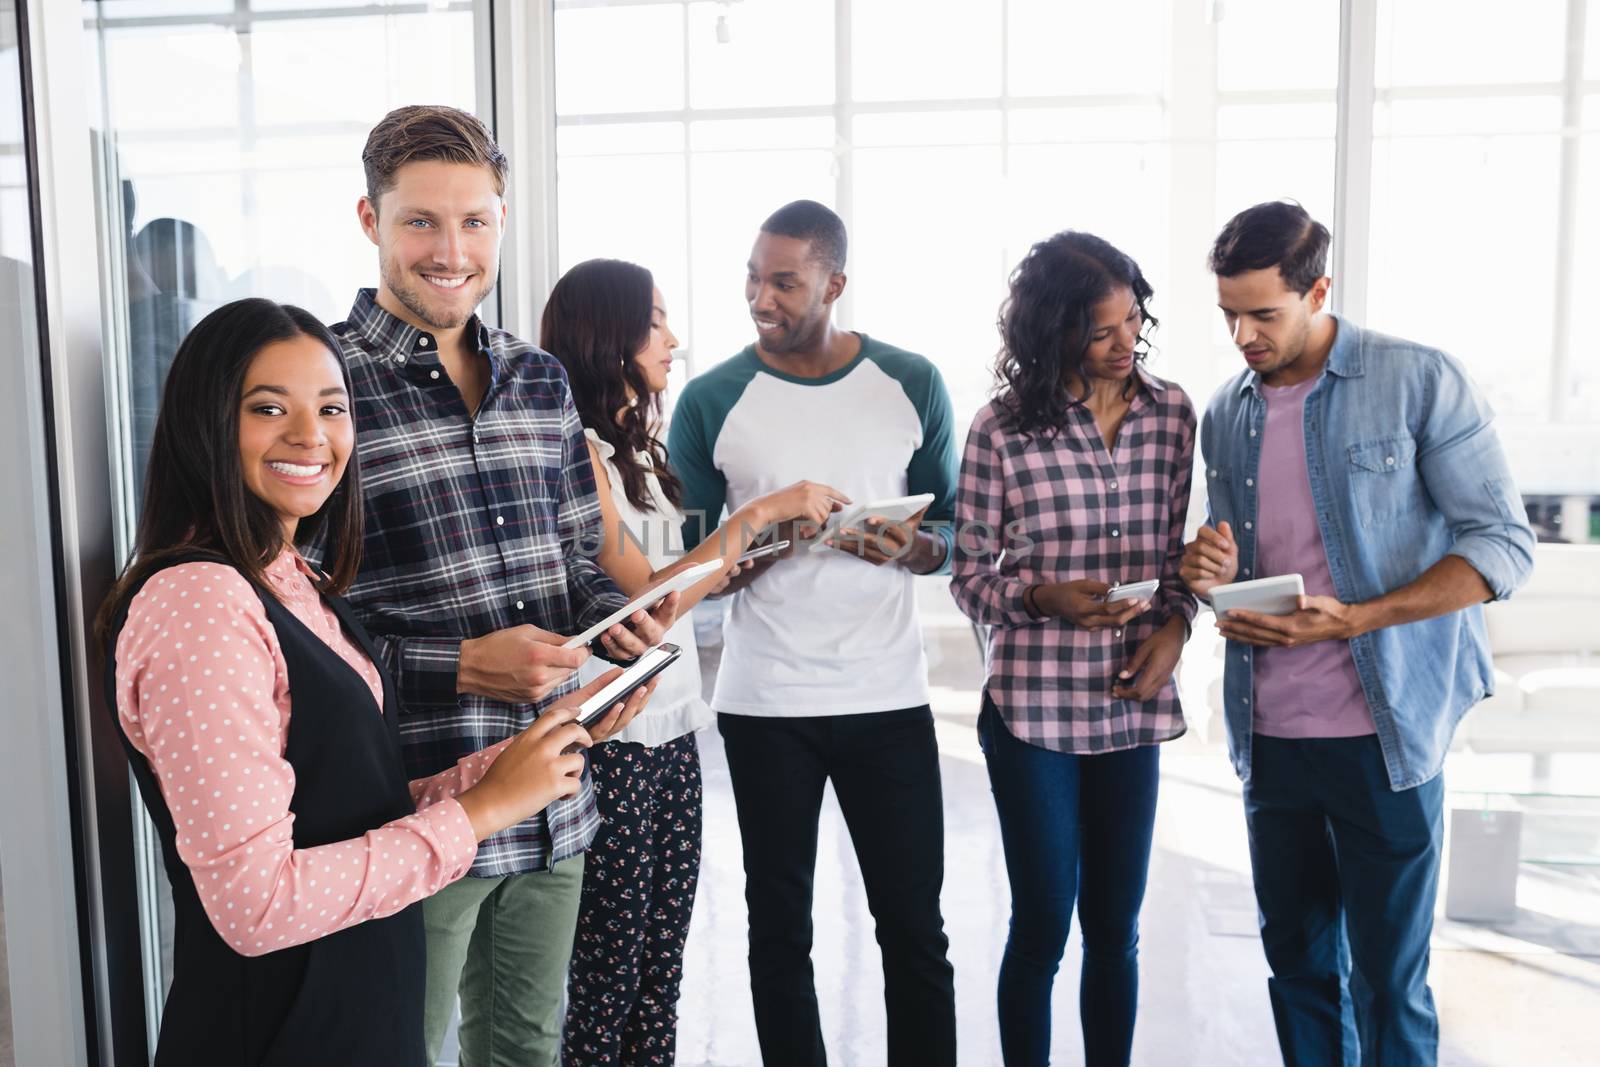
xmin=736 ymin=539 xmax=791 ymax=565
xmin=808 ymin=493 xmax=935 ymax=551
xmin=560 ymin=560 xmax=723 ymax=649
xmin=576 ymin=643 xmax=682 ymax=729
xmin=1105 ymin=579 xmax=1160 ymax=604
xmin=1209 ymin=574 xmax=1304 ymax=618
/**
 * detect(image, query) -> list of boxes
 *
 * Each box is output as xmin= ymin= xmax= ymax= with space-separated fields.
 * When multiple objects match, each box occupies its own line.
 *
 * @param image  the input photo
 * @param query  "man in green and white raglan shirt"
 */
xmin=668 ymin=200 xmax=958 ymax=1067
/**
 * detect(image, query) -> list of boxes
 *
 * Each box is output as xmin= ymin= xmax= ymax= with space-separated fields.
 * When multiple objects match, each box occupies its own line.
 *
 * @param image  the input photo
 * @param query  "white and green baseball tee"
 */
xmin=666 ymin=334 xmax=958 ymax=717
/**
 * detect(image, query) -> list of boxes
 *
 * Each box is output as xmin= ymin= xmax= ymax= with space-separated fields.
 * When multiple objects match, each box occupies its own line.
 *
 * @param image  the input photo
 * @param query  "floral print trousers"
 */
xmin=563 ymin=732 xmax=704 ymax=1066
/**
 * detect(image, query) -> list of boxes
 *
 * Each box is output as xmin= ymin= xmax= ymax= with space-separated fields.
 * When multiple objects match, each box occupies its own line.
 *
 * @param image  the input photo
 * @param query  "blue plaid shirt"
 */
xmin=331 ymin=289 xmax=625 ymax=875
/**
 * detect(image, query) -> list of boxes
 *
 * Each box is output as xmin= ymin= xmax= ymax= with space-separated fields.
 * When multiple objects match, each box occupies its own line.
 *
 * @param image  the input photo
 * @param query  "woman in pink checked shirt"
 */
xmin=950 ymin=232 xmax=1198 ymax=1067
xmin=94 ymin=298 xmax=654 ymax=1067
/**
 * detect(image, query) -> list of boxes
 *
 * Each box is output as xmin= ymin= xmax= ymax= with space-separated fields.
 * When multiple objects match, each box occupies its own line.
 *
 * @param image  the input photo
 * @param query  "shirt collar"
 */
xmin=1133 ymin=364 xmax=1166 ymax=394
xmin=1234 ymin=313 xmax=1362 ymax=396
xmin=344 ymin=287 xmax=500 ymax=381
xmin=265 ymin=545 xmax=319 ymax=584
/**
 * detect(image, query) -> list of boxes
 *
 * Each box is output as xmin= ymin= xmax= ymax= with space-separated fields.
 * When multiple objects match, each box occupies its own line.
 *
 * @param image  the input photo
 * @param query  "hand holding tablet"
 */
xmin=809 ymin=493 xmax=934 ymax=552
xmin=1208 ymin=574 xmax=1305 ymax=617
xmin=561 ymin=560 xmax=724 ymax=650
xmin=576 ymin=643 xmax=682 ymax=731
xmin=1105 ymin=579 xmax=1160 ymax=604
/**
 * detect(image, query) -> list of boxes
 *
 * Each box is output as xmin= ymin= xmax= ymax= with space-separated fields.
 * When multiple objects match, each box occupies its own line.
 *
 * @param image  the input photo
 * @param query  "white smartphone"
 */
xmin=1208 ymin=574 xmax=1305 ymax=618
xmin=576 ymin=643 xmax=682 ymax=730
xmin=560 ymin=560 xmax=723 ymax=649
xmin=1105 ymin=579 xmax=1161 ymax=604
xmin=808 ymin=492 xmax=935 ymax=551
xmin=735 ymin=539 xmax=791 ymax=565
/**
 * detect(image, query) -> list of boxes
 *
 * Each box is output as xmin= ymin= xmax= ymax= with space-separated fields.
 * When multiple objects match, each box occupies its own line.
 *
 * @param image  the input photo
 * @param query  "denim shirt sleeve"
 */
xmin=1414 ymin=352 xmax=1535 ymax=600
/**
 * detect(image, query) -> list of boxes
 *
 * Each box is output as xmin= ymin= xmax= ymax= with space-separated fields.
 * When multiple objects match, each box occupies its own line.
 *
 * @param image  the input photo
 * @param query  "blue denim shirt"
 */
xmin=1200 ymin=316 xmax=1535 ymax=791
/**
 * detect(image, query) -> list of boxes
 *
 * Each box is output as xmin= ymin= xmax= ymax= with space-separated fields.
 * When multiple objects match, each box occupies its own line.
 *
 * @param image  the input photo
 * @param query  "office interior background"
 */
xmin=0 ymin=0 xmax=1596 ymax=1064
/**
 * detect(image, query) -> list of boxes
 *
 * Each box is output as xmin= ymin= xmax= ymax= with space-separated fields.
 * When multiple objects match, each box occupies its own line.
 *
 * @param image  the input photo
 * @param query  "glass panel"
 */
xmin=1374 ymin=0 xmax=1567 ymax=87
xmin=251 ymin=15 xmax=478 ymax=126
xmin=1 ymin=0 xmax=40 ymax=1059
xmin=1216 ymin=0 xmax=1339 ymax=91
xmin=852 ymin=110 xmax=1000 ymax=147
xmin=686 ymin=138 xmax=836 ymax=371
xmin=687 ymin=0 xmax=833 ymax=109
xmin=1007 ymin=0 xmax=1166 ymax=97
xmin=1003 ymin=142 xmax=1172 ymax=357
xmin=852 ymin=144 xmax=1005 ymax=425
xmin=1005 ymin=105 xmax=1164 ymax=144
xmin=81 ymin=0 xmax=487 ymax=1033
xmin=93 ymin=0 xmax=232 ymax=16
xmin=554 ymin=4 xmax=684 ymax=115
xmin=555 ymin=146 xmax=690 ymax=341
xmin=852 ymin=0 xmax=1002 ymax=102
xmin=1368 ymin=131 xmax=1561 ymax=418
xmin=1215 ymin=103 xmax=1337 ymax=226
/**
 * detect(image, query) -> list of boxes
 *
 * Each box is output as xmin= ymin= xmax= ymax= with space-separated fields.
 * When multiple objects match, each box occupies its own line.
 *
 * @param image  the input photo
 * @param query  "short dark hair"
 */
xmin=95 ymin=299 xmax=363 ymax=648
xmin=760 ymin=199 xmax=847 ymax=273
xmin=362 ymin=104 xmax=508 ymax=206
xmin=540 ymin=258 xmax=684 ymax=514
xmin=994 ymin=231 xmax=1159 ymax=438
xmin=1208 ymin=200 xmax=1330 ymax=295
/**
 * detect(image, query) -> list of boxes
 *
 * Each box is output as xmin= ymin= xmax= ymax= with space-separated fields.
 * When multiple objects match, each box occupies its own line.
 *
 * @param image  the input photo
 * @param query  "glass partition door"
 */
xmin=80 ymin=0 xmax=494 ymax=1048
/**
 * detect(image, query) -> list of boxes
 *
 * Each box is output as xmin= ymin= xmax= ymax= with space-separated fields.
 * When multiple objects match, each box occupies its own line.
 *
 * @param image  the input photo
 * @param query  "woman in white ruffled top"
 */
xmin=542 ymin=257 xmax=845 ymax=1064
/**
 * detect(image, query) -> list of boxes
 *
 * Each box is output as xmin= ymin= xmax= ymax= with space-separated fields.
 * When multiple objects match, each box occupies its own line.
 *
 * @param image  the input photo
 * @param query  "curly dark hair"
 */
xmin=993 ymin=231 xmax=1158 ymax=438
xmin=540 ymin=258 xmax=683 ymax=514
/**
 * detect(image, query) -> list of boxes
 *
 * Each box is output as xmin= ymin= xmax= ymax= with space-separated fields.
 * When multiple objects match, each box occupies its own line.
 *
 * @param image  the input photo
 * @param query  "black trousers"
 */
xmin=718 ymin=706 xmax=957 ymax=1067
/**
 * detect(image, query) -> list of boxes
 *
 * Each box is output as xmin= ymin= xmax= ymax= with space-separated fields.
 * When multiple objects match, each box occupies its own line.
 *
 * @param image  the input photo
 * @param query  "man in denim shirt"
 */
xmin=1181 ymin=201 xmax=1535 ymax=1067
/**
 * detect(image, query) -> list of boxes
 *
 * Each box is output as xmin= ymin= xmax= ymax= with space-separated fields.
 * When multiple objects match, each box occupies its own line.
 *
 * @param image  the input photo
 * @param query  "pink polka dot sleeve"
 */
xmin=408 ymin=736 xmax=512 ymax=809
xmin=114 ymin=562 xmax=479 ymax=958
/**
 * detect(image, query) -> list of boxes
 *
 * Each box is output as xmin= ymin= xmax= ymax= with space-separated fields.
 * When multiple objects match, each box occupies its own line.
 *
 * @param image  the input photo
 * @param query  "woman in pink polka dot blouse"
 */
xmin=95 ymin=298 xmax=656 ymax=1067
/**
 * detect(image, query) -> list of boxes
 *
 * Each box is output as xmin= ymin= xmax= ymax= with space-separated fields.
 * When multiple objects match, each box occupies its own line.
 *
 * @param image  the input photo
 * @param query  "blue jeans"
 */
xmin=977 ymin=695 xmax=1160 ymax=1067
xmin=1245 ymin=733 xmax=1443 ymax=1067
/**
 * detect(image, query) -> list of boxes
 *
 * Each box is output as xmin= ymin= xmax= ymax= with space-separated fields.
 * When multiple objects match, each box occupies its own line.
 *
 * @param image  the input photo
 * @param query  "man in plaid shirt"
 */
xmin=334 ymin=105 xmax=675 ymax=1067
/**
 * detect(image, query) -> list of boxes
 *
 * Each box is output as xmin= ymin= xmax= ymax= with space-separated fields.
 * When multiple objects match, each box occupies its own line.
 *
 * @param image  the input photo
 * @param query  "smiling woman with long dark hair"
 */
xmin=95 ymin=297 xmax=640 ymax=1067
xmin=950 ymin=232 xmax=1199 ymax=1067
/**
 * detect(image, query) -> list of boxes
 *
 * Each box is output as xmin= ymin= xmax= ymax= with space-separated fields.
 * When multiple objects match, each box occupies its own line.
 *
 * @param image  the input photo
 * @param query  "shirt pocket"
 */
xmin=1347 ymin=433 xmax=1422 ymax=527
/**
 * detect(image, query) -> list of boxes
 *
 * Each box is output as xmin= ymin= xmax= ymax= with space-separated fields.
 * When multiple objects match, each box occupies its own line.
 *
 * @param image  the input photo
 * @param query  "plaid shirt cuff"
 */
xmin=378 ymin=633 xmax=466 ymax=709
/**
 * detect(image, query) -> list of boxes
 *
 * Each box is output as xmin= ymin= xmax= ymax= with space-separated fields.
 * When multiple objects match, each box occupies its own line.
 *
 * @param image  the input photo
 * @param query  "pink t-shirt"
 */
xmin=1251 ymin=377 xmax=1376 ymax=738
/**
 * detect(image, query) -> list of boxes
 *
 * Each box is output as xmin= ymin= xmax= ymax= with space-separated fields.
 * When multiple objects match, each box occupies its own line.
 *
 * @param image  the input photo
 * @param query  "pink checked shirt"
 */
xmin=951 ymin=368 xmax=1199 ymax=754
xmin=114 ymin=550 xmax=508 ymax=957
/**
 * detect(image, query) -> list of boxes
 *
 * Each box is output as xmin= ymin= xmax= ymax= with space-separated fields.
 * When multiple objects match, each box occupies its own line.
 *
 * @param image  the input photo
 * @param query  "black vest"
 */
xmin=105 ymin=558 xmax=427 ymax=1066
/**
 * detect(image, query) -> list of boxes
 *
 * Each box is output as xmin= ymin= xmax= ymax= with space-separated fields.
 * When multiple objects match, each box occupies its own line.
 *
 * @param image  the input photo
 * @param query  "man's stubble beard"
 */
xmin=380 ymin=254 xmax=495 ymax=331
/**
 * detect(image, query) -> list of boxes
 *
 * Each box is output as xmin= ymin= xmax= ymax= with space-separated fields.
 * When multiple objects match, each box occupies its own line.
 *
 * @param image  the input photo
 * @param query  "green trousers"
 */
xmin=421 ymin=855 xmax=586 ymax=1067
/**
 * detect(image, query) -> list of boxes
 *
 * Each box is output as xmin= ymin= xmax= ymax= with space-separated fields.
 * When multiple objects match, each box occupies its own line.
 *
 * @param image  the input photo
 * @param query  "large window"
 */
xmin=551 ymin=0 xmax=1337 ymax=432
xmin=551 ymin=0 xmax=1600 ymax=544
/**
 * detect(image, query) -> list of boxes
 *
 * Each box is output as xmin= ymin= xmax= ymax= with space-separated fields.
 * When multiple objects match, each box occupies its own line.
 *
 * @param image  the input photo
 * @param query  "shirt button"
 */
xmin=418 ymin=336 xmax=430 ymax=347
xmin=1243 ymin=567 xmax=1251 ymax=576
xmin=496 ymin=515 xmax=506 ymax=526
xmin=1249 ymin=429 xmax=1258 ymax=437
xmin=395 ymin=353 xmax=407 ymax=365
xmin=1246 ymin=478 xmax=1254 ymax=487
xmin=1385 ymin=456 xmax=1396 ymax=466
xmin=1209 ymin=469 xmax=1218 ymax=477
xmin=1244 ymin=521 xmax=1253 ymax=530
xmin=515 ymin=600 xmax=524 ymax=610
xmin=1111 ymin=529 xmax=1120 ymax=538
xmin=430 ymin=369 xmax=440 ymax=380
xmin=1242 ymin=697 xmax=1250 ymax=704
xmin=1109 ymin=481 xmax=1118 ymax=489
xmin=1114 ymin=629 xmax=1123 ymax=638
